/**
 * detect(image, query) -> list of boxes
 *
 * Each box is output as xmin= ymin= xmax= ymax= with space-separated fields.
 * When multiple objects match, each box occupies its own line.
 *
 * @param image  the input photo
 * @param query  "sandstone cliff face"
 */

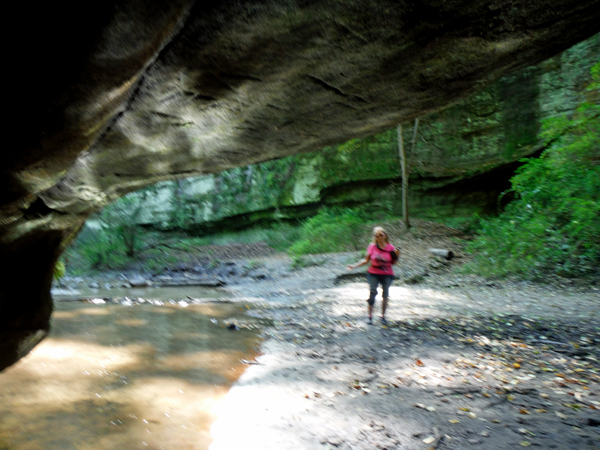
xmin=122 ymin=35 xmax=599 ymax=230
xmin=2 ymin=0 xmax=600 ymax=370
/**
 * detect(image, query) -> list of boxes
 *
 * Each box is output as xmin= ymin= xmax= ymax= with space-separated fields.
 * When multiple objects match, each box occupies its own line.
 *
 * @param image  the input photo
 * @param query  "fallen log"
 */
xmin=428 ymin=248 xmax=454 ymax=260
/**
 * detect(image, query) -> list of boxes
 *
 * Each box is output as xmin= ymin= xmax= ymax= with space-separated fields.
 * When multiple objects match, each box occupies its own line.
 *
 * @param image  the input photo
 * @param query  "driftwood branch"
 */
xmin=428 ymin=248 xmax=454 ymax=260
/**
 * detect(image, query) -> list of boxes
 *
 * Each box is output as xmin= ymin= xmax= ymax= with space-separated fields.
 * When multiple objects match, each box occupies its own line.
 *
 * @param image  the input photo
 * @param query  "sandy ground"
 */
xmin=209 ymin=246 xmax=600 ymax=450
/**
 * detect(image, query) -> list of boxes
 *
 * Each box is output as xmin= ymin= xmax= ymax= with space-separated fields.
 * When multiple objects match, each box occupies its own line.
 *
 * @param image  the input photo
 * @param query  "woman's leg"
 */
xmin=367 ymin=274 xmax=379 ymax=321
xmin=381 ymin=276 xmax=393 ymax=318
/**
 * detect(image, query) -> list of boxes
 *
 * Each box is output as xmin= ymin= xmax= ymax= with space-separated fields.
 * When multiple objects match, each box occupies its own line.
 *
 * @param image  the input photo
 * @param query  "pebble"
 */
xmin=322 ymin=436 xmax=344 ymax=446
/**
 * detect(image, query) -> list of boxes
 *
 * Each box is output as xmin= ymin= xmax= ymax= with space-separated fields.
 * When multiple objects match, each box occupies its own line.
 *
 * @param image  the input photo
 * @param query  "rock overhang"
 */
xmin=2 ymin=0 xmax=600 ymax=370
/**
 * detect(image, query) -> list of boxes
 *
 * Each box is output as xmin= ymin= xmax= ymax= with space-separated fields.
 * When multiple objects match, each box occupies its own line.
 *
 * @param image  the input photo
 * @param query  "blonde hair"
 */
xmin=372 ymin=226 xmax=389 ymax=244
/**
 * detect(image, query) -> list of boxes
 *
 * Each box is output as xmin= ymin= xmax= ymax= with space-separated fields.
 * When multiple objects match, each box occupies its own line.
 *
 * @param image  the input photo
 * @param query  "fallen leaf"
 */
xmin=468 ymin=412 xmax=477 ymax=418
xmin=535 ymin=409 xmax=547 ymax=413
xmin=416 ymin=359 xmax=425 ymax=367
xmin=555 ymin=412 xmax=568 ymax=419
xmin=423 ymin=436 xmax=435 ymax=444
xmin=448 ymin=419 xmax=460 ymax=424
xmin=519 ymin=441 xmax=532 ymax=447
xmin=519 ymin=409 xmax=530 ymax=415
xmin=513 ymin=363 xmax=521 ymax=369
xmin=426 ymin=406 xmax=436 ymax=412
xmin=507 ymin=394 xmax=515 ymax=401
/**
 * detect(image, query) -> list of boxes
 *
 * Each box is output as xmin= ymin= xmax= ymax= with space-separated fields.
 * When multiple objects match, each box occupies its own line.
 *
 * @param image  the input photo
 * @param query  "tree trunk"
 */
xmin=397 ymin=124 xmax=410 ymax=229
xmin=411 ymin=118 xmax=420 ymax=157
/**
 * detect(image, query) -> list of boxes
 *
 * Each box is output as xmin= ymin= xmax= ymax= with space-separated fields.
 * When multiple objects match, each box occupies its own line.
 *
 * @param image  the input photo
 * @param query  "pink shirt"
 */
xmin=367 ymin=243 xmax=396 ymax=275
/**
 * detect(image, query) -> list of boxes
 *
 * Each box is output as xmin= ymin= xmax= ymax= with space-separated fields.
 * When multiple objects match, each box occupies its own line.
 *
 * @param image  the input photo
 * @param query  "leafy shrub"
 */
xmin=53 ymin=260 xmax=66 ymax=281
xmin=465 ymin=62 xmax=600 ymax=279
xmin=264 ymin=222 xmax=302 ymax=252
xmin=442 ymin=216 xmax=483 ymax=235
xmin=66 ymin=186 xmax=157 ymax=271
xmin=70 ymin=225 xmax=129 ymax=270
xmin=288 ymin=207 xmax=367 ymax=256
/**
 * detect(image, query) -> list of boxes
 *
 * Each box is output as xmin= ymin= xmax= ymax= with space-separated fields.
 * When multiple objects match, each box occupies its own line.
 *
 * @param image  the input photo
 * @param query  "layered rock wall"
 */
xmin=124 ymin=35 xmax=599 ymax=229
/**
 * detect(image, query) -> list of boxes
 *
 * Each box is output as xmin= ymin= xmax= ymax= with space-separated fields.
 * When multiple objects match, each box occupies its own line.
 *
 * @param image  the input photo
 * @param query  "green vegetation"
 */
xmin=65 ymin=189 xmax=152 ymax=271
xmin=65 ymin=208 xmax=302 ymax=273
xmin=465 ymin=62 xmax=600 ymax=279
xmin=287 ymin=207 xmax=369 ymax=256
xmin=53 ymin=260 xmax=66 ymax=281
xmin=441 ymin=216 xmax=483 ymax=235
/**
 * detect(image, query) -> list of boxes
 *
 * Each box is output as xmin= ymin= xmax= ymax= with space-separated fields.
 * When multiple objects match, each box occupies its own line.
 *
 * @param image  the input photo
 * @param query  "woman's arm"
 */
xmin=347 ymin=253 xmax=371 ymax=271
xmin=391 ymin=247 xmax=400 ymax=265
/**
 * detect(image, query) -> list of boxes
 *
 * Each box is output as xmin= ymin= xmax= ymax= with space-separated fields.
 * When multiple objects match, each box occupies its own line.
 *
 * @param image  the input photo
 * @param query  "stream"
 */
xmin=0 ymin=287 xmax=264 ymax=450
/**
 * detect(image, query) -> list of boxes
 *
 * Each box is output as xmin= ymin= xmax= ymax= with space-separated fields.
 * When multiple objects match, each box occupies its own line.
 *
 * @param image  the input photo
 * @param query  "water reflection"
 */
xmin=0 ymin=297 xmax=262 ymax=450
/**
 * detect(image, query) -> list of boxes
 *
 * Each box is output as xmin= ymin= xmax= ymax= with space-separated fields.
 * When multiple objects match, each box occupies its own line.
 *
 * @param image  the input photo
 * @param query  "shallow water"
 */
xmin=0 ymin=293 xmax=262 ymax=450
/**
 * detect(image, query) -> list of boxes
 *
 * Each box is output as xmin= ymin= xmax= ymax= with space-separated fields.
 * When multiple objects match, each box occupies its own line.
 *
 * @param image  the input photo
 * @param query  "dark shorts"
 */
xmin=367 ymin=273 xmax=394 ymax=305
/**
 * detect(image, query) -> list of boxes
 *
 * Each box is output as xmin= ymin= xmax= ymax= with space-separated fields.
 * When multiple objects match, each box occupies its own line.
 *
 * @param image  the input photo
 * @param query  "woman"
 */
xmin=347 ymin=226 xmax=400 ymax=324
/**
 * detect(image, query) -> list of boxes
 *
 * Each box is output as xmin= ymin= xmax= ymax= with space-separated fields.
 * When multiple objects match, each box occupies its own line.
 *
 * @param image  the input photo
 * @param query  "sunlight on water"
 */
xmin=0 ymin=296 xmax=263 ymax=450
